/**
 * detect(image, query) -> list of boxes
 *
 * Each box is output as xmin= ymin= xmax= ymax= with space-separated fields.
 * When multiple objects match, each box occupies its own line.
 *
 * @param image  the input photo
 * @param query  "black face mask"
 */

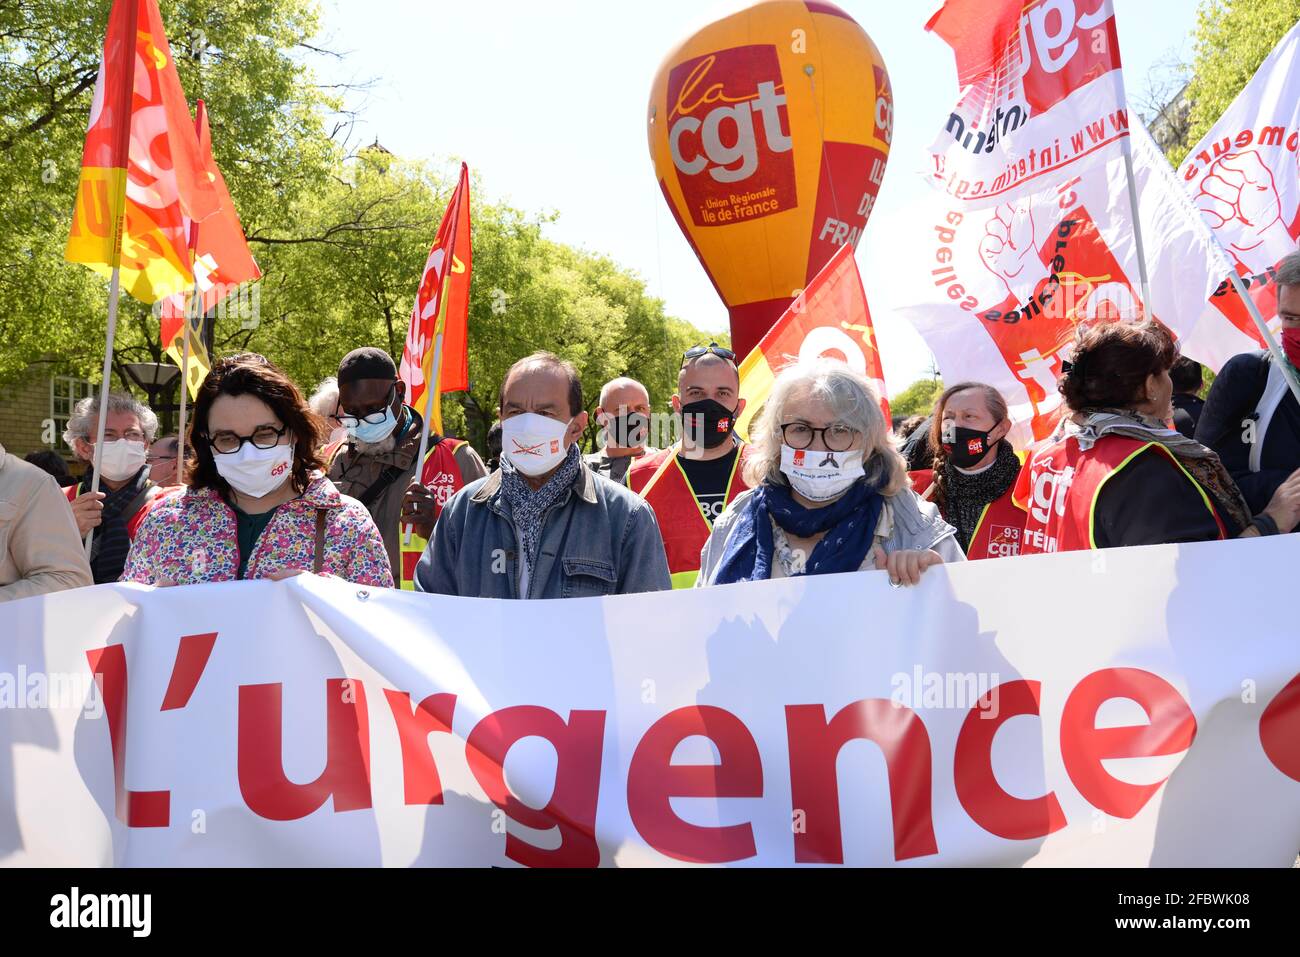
xmin=943 ymin=425 xmax=996 ymax=469
xmin=603 ymin=412 xmax=649 ymax=449
xmin=680 ymin=398 xmax=736 ymax=449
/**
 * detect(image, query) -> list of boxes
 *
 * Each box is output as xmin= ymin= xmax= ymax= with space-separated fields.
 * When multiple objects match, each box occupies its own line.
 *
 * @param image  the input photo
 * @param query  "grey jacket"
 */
xmin=414 ymin=463 xmax=671 ymax=598
xmin=696 ymin=484 xmax=965 ymax=585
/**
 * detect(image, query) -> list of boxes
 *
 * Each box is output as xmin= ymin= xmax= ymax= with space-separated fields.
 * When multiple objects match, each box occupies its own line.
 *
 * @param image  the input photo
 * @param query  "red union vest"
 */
xmin=399 ymin=437 xmax=469 ymax=590
xmin=1012 ymin=434 xmax=1226 ymax=554
xmin=909 ymin=460 xmax=1027 ymax=560
xmin=628 ymin=444 xmax=749 ymax=588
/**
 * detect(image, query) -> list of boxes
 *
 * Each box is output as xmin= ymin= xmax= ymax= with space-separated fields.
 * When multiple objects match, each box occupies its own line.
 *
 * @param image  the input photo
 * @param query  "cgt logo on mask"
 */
xmin=667 ymin=45 xmax=796 ymax=227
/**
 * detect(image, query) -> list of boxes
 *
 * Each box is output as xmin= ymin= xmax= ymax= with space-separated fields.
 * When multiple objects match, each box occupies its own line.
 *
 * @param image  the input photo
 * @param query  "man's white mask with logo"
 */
xmin=780 ymin=445 xmax=865 ymax=502
xmin=502 ymin=413 xmax=571 ymax=477
xmin=216 ymin=442 xmax=296 ymax=499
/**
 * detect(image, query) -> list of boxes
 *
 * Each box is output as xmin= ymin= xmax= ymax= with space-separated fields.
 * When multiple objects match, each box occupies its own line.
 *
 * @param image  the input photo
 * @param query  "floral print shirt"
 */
xmin=121 ymin=473 xmax=394 ymax=588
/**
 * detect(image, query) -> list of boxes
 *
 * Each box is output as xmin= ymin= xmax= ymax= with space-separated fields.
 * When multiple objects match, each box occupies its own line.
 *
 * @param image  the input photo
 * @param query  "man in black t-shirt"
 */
xmin=626 ymin=344 xmax=748 ymax=587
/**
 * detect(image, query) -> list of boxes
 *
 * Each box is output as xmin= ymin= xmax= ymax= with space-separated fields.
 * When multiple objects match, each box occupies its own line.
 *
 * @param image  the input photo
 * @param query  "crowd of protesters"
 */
xmin=4 ymin=251 xmax=1300 ymax=604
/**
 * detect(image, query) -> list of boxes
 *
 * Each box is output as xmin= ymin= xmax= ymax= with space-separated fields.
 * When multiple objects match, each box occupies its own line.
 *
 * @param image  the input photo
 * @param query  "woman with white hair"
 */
xmin=697 ymin=358 xmax=964 ymax=587
xmin=61 ymin=390 xmax=172 ymax=583
xmin=307 ymin=376 xmax=348 ymax=467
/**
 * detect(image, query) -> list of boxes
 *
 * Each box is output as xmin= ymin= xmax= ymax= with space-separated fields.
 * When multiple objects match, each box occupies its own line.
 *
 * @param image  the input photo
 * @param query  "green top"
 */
xmin=234 ymin=505 xmax=280 ymax=580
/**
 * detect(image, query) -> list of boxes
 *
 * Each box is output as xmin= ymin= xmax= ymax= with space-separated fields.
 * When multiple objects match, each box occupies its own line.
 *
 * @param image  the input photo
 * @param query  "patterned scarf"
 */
xmin=712 ymin=477 xmax=884 ymax=584
xmin=499 ymin=443 xmax=583 ymax=574
xmin=1071 ymin=408 xmax=1253 ymax=534
xmin=942 ymin=440 xmax=1021 ymax=551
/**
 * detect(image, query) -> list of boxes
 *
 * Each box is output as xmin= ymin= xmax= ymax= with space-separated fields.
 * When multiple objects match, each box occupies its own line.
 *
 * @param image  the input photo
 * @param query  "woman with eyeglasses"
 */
xmin=696 ymin=358 xmax=964 ymax=587
xmin=121 ymin=354 xmax=394 ymax=587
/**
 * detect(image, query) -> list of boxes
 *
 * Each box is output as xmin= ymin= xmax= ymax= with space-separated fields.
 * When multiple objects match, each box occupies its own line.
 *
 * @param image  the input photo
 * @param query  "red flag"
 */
xmin=65 ymin=0 xmax=221 ymax=303
xmin=736 ymin=244 xmax=889 ymax=438
xmin=400 ymin=164 xmax=472 ymax=433
xmin=159 ymin=100 xmax=262 ymax=396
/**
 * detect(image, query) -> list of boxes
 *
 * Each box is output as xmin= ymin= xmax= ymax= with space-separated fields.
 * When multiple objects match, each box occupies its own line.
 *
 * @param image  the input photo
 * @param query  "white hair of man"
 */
xmin=308 ymin=376 xmax=340 ymax=419
xmin=743 ymin=357 xmax=907 ymax=495
xmin=62 ymin=391 xmax=158 ymax=449
xmin=598 ymin=376 xmax=648 ymax=409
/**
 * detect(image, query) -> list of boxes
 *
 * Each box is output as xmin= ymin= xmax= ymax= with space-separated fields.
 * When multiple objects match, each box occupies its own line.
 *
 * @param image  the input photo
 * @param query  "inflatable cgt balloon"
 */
xmin=648 ymin=0 xmax=893 ymax=359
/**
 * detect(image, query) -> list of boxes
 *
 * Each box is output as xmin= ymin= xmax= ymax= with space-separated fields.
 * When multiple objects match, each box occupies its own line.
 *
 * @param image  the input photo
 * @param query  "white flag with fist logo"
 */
xmin=1177 ymin=22 xmax=1300 ymax=363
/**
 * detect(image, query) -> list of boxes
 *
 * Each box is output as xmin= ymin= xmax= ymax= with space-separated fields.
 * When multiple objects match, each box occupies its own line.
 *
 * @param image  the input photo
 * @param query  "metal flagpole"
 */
xmin=84 ymin=266 xmax=122 ymax=559
xmin=403 ymin=173 xmax=464 ymax=546
xmin=1227 ymin=270 xmax=1300 ymax=407
xmin=1112 ymin=59 xmax=1154 ymax=315
xmin=404 ymin=333 xmax=443 ymax=546
xmin=176 ymin=285 xmax=196 ymax=486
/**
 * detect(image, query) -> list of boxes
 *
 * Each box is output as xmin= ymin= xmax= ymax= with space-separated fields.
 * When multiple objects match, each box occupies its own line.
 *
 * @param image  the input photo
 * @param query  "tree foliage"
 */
xmin=1170 ymin=0 xmax=1300 ymax=167
xmin=0 ymin=0 xmax=718 ymax=455
xmin=888 ymin=377 xmax=944 ymax=419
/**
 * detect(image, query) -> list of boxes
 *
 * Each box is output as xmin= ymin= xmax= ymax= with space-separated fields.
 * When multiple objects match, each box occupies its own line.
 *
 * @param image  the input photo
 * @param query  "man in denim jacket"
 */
xmin=414 ymin=352 xmax=671 ymax=599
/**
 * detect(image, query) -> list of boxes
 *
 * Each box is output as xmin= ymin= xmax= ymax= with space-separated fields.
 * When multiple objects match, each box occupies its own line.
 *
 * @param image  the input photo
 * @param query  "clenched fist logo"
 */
xmin=980 ymin=200 xmax=1043 ymax=300
xmin=1196 ymin=151 xmax=1288 ymax=270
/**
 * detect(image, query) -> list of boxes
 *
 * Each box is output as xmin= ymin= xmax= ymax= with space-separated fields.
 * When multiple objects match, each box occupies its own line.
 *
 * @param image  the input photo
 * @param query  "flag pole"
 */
xmin=176 ymin=284 xmax=196 ymax=486
xmin=1112 ymin=63 xmax=1154 ymax=315
xmin=1227 ymin=270 xmax=1300 ymax=407
xmin=403 ymin=171 xmax=464 ymax=546
xmin=84 ymin=266 xmax=123 ymax=559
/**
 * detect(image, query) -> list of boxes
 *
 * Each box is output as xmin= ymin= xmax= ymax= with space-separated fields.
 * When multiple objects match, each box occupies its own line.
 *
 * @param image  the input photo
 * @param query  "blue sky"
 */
xmin=313 ymin=0 xmax=1200 ymax=393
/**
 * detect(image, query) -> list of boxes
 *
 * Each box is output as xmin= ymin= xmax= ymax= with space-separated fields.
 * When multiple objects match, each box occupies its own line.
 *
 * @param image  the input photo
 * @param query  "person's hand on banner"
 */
xmin=871 ymin=544 xmax=944 ymax=587
xmin=979 ymin=200 xmax=1042 ymax=300
xmin=69 ymin=490 xmax=105 ymax=536
xmin=400 ymin=481 xmax=437 ymax=539
xmin=1196 ymin=151 xmax=1290 ymax=270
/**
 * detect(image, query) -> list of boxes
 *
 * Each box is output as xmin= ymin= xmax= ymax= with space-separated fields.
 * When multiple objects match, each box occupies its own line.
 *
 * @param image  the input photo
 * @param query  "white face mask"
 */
xmin=502 ymin=412 xmax=572 ymax=476
xmin=780 ymin=444 xmax=865 ymax=502
xmin=214 ymin=441 xmax=296 ymax=499
xmin=95 ymin=439 xmax=147 ymax=482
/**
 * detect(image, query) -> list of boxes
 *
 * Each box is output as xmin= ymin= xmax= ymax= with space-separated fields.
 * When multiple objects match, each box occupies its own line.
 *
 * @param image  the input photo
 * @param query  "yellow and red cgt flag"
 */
xmin=159 ymin=100 xmax=262 ymax=398
xmin=736 ymin=243 xmax=889 ymax=439
xmin=399 ymin=163 xmax=472 ymax=436
xmin=65 ymin=0 xmax=220 ymax=304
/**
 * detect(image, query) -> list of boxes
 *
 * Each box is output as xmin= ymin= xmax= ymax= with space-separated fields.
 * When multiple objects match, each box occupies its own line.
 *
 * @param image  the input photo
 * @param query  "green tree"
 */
xmin=889 ymin=377 xmax=945 ymax=419
xmin=0 ymin=0 xmax=343 ymax=384
xmin=1170 ymin=0 xmax=1300 ymax=167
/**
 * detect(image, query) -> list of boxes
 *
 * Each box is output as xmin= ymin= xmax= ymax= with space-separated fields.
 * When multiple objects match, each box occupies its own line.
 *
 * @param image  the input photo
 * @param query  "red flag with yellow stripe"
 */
xmin=736 ymin=243 xmax=889 ymax=439
xmin=65 ymin=0 xmax=219 ymax=304
xmin=399 ymin=164 xmax=472 ymax=436
xmin=159 ymin=100 xmax=262 ymax=398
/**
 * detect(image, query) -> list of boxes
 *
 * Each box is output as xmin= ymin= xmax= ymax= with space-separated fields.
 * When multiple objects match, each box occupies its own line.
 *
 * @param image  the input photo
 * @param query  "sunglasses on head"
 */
xmin=681 ymin=342 xmax=736 ymax=368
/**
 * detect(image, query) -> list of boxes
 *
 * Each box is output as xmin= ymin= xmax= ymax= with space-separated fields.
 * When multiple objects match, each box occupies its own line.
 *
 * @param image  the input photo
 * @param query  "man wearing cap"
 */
xmin=584 ymin=376 xmax=659 ymax=485
xmin=329 ymin=347 xmax=486 ymax=587
xmin=627 ymin=343 xmax=750 ymax=588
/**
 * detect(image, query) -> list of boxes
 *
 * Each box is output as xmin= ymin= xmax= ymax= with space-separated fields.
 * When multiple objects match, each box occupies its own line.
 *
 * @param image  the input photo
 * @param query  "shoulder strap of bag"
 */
xmin=1250 ymin=353 xmax=1290 ymax=473
xmin=356 ymin=462 xmax=407 ymax=507
xmin=313 ymin=508 xmax=328 ymax=574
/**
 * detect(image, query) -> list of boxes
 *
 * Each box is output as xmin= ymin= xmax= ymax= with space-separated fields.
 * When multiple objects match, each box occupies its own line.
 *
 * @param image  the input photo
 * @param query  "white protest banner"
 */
xmin=888 ymin=123 xmax=1230 ymax=445
xmin=1177 ymin=22 xmax=1300 ymax=361
xmin=924 ymin=0 xmax=1129 ymax=205
xmin=1 ymin=536 xmax=1298 ymax=867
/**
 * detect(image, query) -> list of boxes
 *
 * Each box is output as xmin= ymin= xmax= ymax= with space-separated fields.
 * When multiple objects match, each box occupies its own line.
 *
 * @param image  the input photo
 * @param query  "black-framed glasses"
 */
xmin=682 ymin=342 xmax=736 ymax=368
xmin=781 ymin=422 xmax=858 ymax=452
xmin=334 ymin=383 xmax=396 ymax=429
xmin=206 ymin=424 xmax=289 ymax=455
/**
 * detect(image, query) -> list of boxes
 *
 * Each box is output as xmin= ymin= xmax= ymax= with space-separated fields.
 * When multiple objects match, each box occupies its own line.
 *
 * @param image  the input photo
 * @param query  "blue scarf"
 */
xmin=711 ymin=477 xmax=884 ymax=584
